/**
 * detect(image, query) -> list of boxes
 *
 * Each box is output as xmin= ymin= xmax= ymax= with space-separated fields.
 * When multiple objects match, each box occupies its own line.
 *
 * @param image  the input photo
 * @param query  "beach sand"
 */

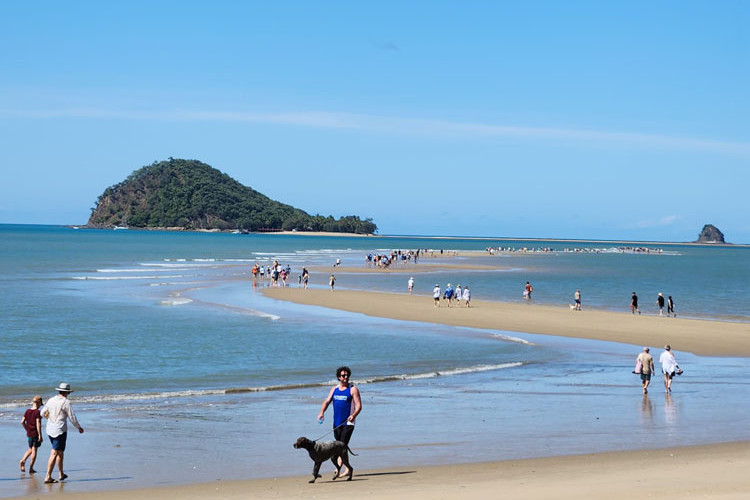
xmin=22 ymin=441 xmax=749 ymax=499
xmin=261 ymin=288 xmax=750 ymax=357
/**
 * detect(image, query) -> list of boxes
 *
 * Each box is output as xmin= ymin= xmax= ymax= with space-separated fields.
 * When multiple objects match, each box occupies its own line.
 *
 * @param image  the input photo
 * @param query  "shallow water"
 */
xmin=1 ymin=225 xmax=749 ymax=497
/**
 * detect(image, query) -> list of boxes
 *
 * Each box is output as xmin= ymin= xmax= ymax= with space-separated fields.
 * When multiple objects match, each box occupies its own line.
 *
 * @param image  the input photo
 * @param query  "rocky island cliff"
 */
xmin=87 ymin=159 xmax=377 ymax=233
xmin=695 ymin=224 xmax=725 ymax=244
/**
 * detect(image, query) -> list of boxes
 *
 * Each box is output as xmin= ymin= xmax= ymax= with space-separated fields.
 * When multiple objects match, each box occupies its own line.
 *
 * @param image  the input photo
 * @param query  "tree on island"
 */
xmin=87 ymin=158 xmax=377 ymax=234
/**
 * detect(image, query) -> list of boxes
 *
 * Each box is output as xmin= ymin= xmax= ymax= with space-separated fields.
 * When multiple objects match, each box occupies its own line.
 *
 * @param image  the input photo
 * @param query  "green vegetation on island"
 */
xmin=87 ymin=158 xmax=377 ymax=234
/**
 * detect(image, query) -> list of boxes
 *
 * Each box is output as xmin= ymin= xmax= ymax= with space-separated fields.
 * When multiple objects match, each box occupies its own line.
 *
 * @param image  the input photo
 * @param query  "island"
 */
xmin=695 ymin=224 xmax=726 ymax=244
xmin=86 ymin=158 xmax=377 ymax=234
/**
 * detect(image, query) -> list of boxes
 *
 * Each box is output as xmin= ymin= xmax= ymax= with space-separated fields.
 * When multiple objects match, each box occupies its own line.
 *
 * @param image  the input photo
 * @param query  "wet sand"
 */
xmin=261 ymin=287 xmax=750 ymax=357
xmin=22 ymin=441 xmax=749 ymax=499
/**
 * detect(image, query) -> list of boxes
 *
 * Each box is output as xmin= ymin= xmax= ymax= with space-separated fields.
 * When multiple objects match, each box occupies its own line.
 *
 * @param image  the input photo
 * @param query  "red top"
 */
xmin=23 ymin=408 xmax=41 ymax=438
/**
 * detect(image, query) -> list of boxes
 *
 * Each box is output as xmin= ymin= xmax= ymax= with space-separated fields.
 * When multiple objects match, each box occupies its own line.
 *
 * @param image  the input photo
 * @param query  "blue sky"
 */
xmin=1 ymin=1 xmax=748 ymax=242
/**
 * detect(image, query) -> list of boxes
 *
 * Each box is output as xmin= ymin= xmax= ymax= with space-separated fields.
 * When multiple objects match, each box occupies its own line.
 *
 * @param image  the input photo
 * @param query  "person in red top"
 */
xmin=20 ymin=395 xmax=44 ymax=473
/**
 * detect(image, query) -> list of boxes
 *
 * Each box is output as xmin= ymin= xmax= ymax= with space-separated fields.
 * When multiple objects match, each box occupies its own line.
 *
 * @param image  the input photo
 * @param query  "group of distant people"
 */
xmin=252 ymin=261 xmax=311 ymax=289
xmin=431 ymin=282 xmax=471 ymax=307
xmin=634 ymin=345 xmax=682 ymax=394
xmin=631 ymin=292 xmax=676 ymax=317
xmin=365 ymin=250 xmax=421 ymax=268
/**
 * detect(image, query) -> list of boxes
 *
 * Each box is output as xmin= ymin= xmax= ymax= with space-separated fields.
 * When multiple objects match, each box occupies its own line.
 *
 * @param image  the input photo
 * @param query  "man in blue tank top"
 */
xmin=318 ymin=366 xmax=362 ymax=448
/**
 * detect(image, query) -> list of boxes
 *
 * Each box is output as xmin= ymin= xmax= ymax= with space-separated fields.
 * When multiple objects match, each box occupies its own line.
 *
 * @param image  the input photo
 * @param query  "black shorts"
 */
xmin=334 ymin=424 xmax=354 ymax=444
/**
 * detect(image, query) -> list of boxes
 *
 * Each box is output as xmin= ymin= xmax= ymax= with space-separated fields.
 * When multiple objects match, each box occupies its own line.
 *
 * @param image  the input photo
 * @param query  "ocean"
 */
xmin=1 ymin=224 xmax=749 ymax=497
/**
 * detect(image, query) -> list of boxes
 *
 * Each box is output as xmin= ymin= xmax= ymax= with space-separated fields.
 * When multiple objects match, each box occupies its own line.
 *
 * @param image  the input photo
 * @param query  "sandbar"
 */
xmin=261 ymin=288 xmax=750 ymax=357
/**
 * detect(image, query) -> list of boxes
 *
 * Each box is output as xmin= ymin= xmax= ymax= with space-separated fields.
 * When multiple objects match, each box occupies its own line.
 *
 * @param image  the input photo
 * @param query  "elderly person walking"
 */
xmin=659 ymin=345 xmax=681 ymax=393
xmin=636 ymin=347 xmax=655 ymax=394
xmin=43 ymin=383 xmax=84 ymax=484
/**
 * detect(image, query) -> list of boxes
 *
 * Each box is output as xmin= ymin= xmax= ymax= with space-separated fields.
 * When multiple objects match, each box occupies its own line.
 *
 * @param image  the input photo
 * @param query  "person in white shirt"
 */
xmin=433 ymin=284 xmax=441 ymax=307
xmin=42 ymin=383 xmax=84 ymax=484
xmin=463 ymin=286 xmax=471 ymax=307
xmin=659 ymin=345 xmax=680 ymax=393
xmin=408 ymin=277 xmax=414 ymax=294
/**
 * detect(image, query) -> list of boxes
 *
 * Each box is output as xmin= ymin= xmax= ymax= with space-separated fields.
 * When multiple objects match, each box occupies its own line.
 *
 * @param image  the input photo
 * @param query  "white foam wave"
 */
xmin=142 ymin=262 xmax=215 ymax=268
xmin=242 ymin=309 xmax=280 ymax=320
xmin=160 ymin=297 xmax=193 ymax=306
xmin=358 ymin=362 xmax=524 ymax=383
xmin=72 ymin=275 xmax=187 ymax=280
xmin=490 ymin=333 xmax=535 ymax=345
xmin=97 ymin=268 xmax=191 ymax=273
xmin=149 ymin=281 xmax=206 ymax=287
xmin=0 ymin=363 xmax=525 ymax=410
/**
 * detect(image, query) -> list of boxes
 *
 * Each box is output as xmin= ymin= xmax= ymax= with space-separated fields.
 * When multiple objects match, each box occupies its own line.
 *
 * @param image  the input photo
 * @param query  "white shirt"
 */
xmin=659 ymin=350 xmax=677 ymax=374
xmin=408 ymin=278 xmax=414 ymax=289
xmin=463 ymin=288 xmax=471 ymax=300
xmin=433 ymin=286 xmax=440 ymax=298
xmin=43 ymin=394 xmax=81 ymax=438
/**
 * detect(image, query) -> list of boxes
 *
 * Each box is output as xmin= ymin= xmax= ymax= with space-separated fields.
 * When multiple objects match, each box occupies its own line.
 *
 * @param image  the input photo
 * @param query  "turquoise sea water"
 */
xmin=1 ymin=224 xmax=749 ymax=497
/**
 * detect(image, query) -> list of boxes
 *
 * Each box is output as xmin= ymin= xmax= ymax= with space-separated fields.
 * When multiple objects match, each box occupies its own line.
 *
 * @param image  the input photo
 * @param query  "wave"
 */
xmin=97 ymin=268 xmax=193 ymax=273
xmin=160 ymin=297 xmax=193 ymax=306
xmin=142 ymin=262 xmax=217 ymax=267
xmin=0 ymin=363 xmax=525 ymax=410
xmin=490 ymin=333 xmax=534 ymax=345
xmin=357 ymin=362 xmax=525 ymax=382
xmin=71 ymin=275 xmax=187 ymax=280
xmin=246 ymin=310 xmax=281 ymax=320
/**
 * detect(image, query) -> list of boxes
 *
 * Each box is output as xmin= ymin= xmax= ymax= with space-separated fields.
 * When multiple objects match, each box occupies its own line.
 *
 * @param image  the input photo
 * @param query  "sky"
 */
xmin=1 ymin=1 xmax=748 ymax=242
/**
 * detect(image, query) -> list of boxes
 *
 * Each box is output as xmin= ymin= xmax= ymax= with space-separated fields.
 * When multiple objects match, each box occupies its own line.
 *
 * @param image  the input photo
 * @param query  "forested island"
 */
xmin=86 ymin=159 xmax=377 ymax=234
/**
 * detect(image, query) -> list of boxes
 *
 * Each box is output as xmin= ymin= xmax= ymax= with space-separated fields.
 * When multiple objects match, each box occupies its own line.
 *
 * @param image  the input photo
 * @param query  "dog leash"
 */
xmin=312 ymin=421 xmax=348 ymax=442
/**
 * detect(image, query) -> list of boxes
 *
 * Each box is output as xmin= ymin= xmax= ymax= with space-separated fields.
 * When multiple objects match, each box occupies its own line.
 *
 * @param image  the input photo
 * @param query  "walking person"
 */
xmin=574 ymin=289 xmax=582 ymax=311
xmin=525 ymin=281 xmax=533 ymax=300
xmin=43 ymin=383 xmax=84 ymax=484
xmin=443 ymin=283 xmax=454 ymax=307
xmin=433 ymin=284 xmax=441 ymax=307
xmin=20 ymin=395 xmax=44 ymax=474
xmin=407 ymin=277 xmax=414 ymax=295
xmin=463 ymin=285 xmax=471 ymax=307
xmin=657 ymin=292 xmax=665 ymax=316
xmin=636 ymin=347 xmax=655 ymax=394
xmin=667 ymin=296 xmax=676 ymax=317
xmin=631 ymin=292 xmax=641 ymax=314
xmin=329 ymin=274 xmax=336 ymax=291
xmin=659 ymin=345 xmax=681 ymax=393
xmin=317 ymin=366 xmax=362 ymax=477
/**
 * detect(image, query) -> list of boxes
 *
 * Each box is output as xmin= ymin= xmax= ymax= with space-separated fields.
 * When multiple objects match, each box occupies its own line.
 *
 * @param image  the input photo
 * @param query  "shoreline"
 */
xmin=17 ymin=441 xmax=750 ymax=499
xmin=261 ymin=288 xmax=750 ymax=357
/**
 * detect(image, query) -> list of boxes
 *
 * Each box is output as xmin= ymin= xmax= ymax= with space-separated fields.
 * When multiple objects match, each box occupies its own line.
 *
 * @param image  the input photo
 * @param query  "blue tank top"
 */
xmin=332 ymin=385 xmax=353 ymax=428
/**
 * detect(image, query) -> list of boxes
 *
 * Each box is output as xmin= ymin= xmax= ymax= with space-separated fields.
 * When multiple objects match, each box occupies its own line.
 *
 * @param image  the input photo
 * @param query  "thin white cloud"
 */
xmin=632 ymin=215 xmax=682 ymax=229
xmin=2 ymin=107 xmax=749 ymax=156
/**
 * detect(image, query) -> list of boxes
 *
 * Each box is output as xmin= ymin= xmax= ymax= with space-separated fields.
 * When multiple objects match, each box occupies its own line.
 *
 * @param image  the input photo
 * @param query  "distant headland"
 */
xmin=86 ymin=158 xmax=377 ymax=234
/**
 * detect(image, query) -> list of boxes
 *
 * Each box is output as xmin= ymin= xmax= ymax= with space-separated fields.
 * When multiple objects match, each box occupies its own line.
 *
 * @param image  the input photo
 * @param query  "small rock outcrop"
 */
xmin=696 ymin=224 xmax=725 ymax=243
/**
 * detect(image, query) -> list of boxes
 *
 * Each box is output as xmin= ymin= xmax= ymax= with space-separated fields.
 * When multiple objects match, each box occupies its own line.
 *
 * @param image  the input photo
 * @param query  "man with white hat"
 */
xmin=43 ymin=383 xmax=84 ymax=484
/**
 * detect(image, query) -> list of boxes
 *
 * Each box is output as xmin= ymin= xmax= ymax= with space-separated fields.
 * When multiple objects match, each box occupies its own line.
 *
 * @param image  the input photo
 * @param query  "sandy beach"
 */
xmin=18 ymin=441 xmax=749 ymax=499
xmin=262 ymin=288 xmax=750 ymax=357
